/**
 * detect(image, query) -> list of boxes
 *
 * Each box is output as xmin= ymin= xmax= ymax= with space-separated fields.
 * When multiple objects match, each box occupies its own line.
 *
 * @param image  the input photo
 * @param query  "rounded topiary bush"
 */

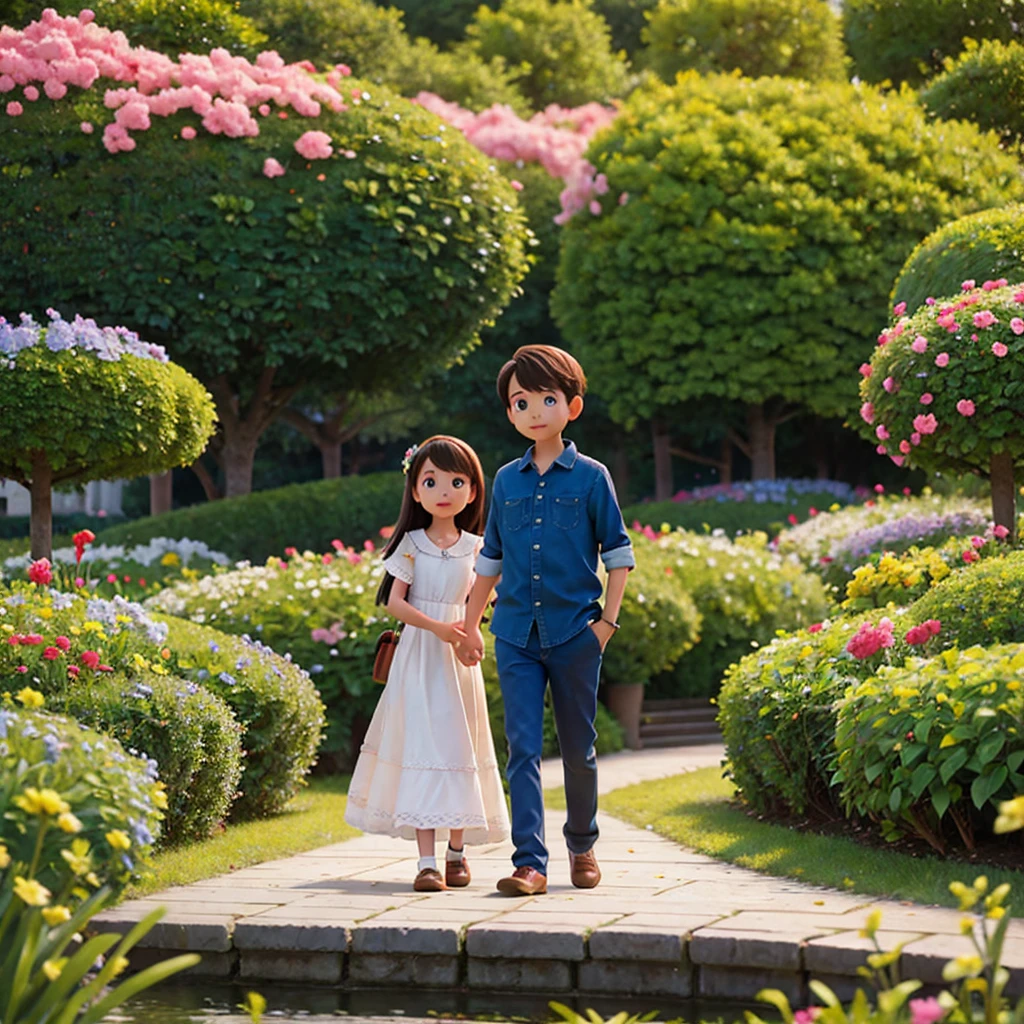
xmin=856 ymin=282 xmax=1024 ymax=537
xmin=53 ymin=671 xmax=242 ymax=845
xmin=0 ymin=702 xmax=164 ymax=894
xmin=892 ymin=206 xmax=1024 ymax=318
xmin=96 ymin=473 xmax=406 ymax=563
xmin=160 ymin=617 xmax=325 ymax=818
xmin=835 ymin=645 xmax=1024 ymax=852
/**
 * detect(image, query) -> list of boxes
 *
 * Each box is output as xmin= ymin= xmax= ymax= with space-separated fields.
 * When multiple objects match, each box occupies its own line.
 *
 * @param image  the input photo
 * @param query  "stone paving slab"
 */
xmin=89 ymin=745 xmax=1024 ymax=999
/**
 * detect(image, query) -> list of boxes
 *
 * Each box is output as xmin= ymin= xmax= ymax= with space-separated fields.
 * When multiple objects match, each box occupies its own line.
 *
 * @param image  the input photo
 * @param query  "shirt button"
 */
xmin=539 ymin=481 xmax=546 ymax=487
xmin=533 ymin=544 xmax=540 ymax=550
xmin=535 ymin=518 xmax=542 ymax=524
xmin=533 ymin=574 xmax=540 ymax=580
xmin=535 ymin=601 xmax=541 ymax=606
xmin=537 ymin=494 xmax=543 ymax=500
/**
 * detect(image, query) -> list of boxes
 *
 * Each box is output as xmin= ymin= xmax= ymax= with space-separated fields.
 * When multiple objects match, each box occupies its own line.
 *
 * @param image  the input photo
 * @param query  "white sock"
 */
xmin=446 ymin=844 xmax=465 ymax=863
xmin=417 ymin=855 xmax=437 ymax=872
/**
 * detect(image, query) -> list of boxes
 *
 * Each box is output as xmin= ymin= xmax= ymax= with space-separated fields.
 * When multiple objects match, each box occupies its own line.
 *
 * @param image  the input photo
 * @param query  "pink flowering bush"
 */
xmin=856 ymin=281 xmax=1024 ymax=537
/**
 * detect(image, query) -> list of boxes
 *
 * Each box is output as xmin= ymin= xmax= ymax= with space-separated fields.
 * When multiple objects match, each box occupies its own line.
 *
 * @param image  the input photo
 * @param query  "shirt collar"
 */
xmin=517 ymin=439 xmax=578 ymax=472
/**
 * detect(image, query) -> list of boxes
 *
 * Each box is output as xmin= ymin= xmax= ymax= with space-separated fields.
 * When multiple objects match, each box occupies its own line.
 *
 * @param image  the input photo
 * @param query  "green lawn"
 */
xmin=127 ymin=776 xmax=356 ymax=898
xmin=576 ymin=769 xmax=1024 ymax=914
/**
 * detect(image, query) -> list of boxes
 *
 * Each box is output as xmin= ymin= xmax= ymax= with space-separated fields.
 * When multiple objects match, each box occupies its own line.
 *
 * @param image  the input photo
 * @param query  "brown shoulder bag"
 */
xmin=372 ymin=629 xmax=399 ymax=685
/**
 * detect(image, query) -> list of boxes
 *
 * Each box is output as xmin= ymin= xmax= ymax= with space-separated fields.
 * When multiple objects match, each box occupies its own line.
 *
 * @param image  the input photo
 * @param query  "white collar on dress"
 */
xmin=408 ymin=528 xmax=479 ymax=559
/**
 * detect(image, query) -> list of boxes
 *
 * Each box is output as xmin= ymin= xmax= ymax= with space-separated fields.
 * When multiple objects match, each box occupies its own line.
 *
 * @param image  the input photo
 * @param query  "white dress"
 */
xmin=344 ymin=529 xmax=510 ymax=845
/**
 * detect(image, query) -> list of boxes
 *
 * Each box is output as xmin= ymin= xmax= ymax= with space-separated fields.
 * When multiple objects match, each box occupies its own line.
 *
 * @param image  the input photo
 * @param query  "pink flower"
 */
xmin=181 ymin=126 xmax=196 ymax=140
xmin=876 ymin=444 xmax=887 ymax=455
xmin=794 ymin=1011 xmax=821 ymax=1024
xmin=893 ymin=301 xmax=907 ymax=316
xmin=74 ymin=576 xmax=85 ymax=587
xmin=80 ymin=121 xmax=94 ymax=134
xmin=846 ymin=618 xmax=895 ymax=659
xmin=55 ymin=636 xmax=71 ymax=651
xmin=883 ymin=376 xmax=898 ymax=393
xmin=993 ymin=341 xmax=1009 ymax=357
xmin=23 ymin=85 xmax=39 ymax=101
xmin=926 ymin=296 xmax=936 ymax=305
xmin=43 ymin=647 xmax=62 ymax=661
xmin=971 ymin=535 xmax=985 ymax=549
xmin=875 ymin=424 xmax=890 ymax=441
xmin=874 ymin=484 xmax=885 ymax=494
xmin=891 ymin=455 xmax=905 ymax=466
xmin=962 ymin=279 xmax=976 ymax=291
xmin=911 ymin=432 xmax=921 ymax=446
xmin=80 ymin=650 xmax=100 ymax=669
xmin=28 ymin=558 xmax=53 ymax=585
xmin=963 ymin=549 xmax=979 ymax=563
xmin=589 ymin=199 xmax=602 ymax=215
xmin=106 ymin=573 xmax=117 ymax=583
xmin=284 ymin=546 xmax=298 ymax=556
xmin=899 ymin=440 xmax=911 ymax=454
xmin=337 ymin=63 xmax=352 ymax=76
xmin=994 ymin=524 xmax=1010 ymax=539
xmin=983 ymin=279 xmax=999 ymax=291
xmin=859 ymin=362 xmax=873 ymax=378
xmin=618 ymin=191 xmax=629 ymax=205
xmin=15 ymin=666 xmax=27 ymax=674
xmin=919 ymin=393 xmax=933 ymax=405
xmin=912 ymin=413 xmax=937 ymax=435
xmin=6 ymin=101 xmax=23 ymax=116
xmin=1016 ymin=289 xmax=1024 ymax=303
xmin=510 ymin=179 xmax=523 ymax=191
xmin=294 ymin=130 xmax=333 ymax=160
xmin=860 ymin=402 xmax=875 ymax=424
xmin=263 ymin=157 xmax=285 ymax=178
xmin=364 ymin=539 xmax=376 ymax=552
xmin=905 ymin=621 xmax=941 ymax=646
xmin=787 ymin=513 xmax=799 ymax=525
xmin=331 ymin=539 xmax=345 ymax=551
xmin=67 ymin=665 xmax=79 ymax=677
xmin=22 ymin=634 xmax=43 ymax=646
xmin=44 ymin=79 xmax=67 ymax=100
xmin=258 ymin=103 xmax=271 ymax=116
xmin=909 ymin=997 xmax=945 ymax=1024
xmin=974 ymin=310 xmax=998 ymax=328
xmin=956 ymin=399 xmax=976 ymax=417
xmin=935 ymin=352 xmax=949 ymax=367
xmin=807 ymin=623 xmax=823 ymax=633
xmin=1012 ymin=318 xmax=1024 ymax=336
xmin=911 ymin=335 xmax=928 ymax=353
xmin=936 ymin=313 xmax=959 ymax=332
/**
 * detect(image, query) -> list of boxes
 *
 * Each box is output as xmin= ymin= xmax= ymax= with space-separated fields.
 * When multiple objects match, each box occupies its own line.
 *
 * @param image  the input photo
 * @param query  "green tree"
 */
xmin=464 ymin=0 xmax=631 ymax=109
xmin=0 ymin=314 xmax=215 ymax=557
xmin=0 ymin=50 xmax=531 ymax=497
xmin=641 ymin=0 xmax=847 ymax=83
xmin=922 ymin=38 xmax=1024 ymax=150
xmin=550 ymin=73 xmax=1022 ymax=484
xmin=843 ymin=0 xmax=1024 ymax=87
xmin=594 ymin=0 xmax=660 ymax=57
xmin=380 ymin=0 xmax=496 ymax=47
xmin=1 ymin=0 xmax=266 ymax=54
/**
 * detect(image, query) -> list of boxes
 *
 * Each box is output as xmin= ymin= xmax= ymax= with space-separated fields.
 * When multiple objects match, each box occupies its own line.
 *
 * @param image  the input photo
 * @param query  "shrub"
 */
xmin=856 ymin=282 xmax=1024 ymax=537
xmin=51 ymin=671 xmax=242 ymax=845
xmin=922 ymin=38 xmax=1024 ymax=151
xmin=892 ymin=205 xmax=1024 ymax=318
xmin=95 ymin=473 xmax=406 ymax=563
xmin=842 ymin=0 xmax=1024 ymax=86
xmin=0 ymin=702 xmax=164 ymax=895
xmin=641 ymin=0 xmax=847 ymax=83
xmin=646 ymin=529 xmax=830 ymax=699
xmin=717 ymin=610 xmax=905 ymax=818
xmin=0 ymin=514 xmax=124 ymax=542
xmin=161 ymin=617 xmax=325 ymax=818
xmin=835 ymin=646 xmax=1024 ymax=852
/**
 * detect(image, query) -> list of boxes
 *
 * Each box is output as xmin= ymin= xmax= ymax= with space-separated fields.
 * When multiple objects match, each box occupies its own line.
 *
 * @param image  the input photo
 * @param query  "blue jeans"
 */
xmin=495 ymin=623 xmax=603 ymax=873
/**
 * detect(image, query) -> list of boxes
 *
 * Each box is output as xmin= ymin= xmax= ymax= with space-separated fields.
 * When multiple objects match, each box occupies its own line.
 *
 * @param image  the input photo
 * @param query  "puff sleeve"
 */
xmin=381 ymin=533 xmax=416 ymax=585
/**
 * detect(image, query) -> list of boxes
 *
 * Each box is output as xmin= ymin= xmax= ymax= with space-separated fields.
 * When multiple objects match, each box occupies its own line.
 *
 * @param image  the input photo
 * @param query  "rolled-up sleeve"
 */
xmin=589 ymin=466 xmax=635 ymax=570
xmin=476 ymin=474 xmax=503 ymax=577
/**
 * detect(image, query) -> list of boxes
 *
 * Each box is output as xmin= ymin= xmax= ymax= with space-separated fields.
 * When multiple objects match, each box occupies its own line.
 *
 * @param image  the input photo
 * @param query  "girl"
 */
xmin=345 ymin=435 xmax=510 ymax=891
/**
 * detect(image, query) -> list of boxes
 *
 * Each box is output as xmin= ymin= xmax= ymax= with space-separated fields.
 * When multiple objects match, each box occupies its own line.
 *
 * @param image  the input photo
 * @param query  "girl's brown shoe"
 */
xmin=413 ymin=867 xmax=446 ymax=892
xmin=445 ymin=854 xmax=471 ymax=888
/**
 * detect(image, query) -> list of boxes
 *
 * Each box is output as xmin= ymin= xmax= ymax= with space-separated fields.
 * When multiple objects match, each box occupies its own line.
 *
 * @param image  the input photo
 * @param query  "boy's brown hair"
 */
xmin=496 ymin=345 xmax=588 ymax=407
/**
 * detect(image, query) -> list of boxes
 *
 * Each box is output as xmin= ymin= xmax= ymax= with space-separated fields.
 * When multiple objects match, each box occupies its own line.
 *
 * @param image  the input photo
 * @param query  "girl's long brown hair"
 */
xmin=376 ymin=435 xmax=486 ymax=606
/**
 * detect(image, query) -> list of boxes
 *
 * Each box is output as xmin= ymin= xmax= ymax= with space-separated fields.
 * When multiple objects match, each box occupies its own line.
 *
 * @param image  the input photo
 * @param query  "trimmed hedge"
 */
xmin=162 ymin=617 xmax=326 ymax=818
xmin=53 ymin=671 xmax=243 ymax=846
xmin=0 ymin=703 xmax=164 ymax=894
xmin=0 ymin=513 xmax=125 ymax=541
xmin=96 ymin=473 xmax=406 ymax=563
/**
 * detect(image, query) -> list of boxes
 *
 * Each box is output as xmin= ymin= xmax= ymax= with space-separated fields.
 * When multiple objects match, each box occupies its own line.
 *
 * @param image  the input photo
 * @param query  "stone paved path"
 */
xmin=95 ymin=746 xmax=1024 ymax=1003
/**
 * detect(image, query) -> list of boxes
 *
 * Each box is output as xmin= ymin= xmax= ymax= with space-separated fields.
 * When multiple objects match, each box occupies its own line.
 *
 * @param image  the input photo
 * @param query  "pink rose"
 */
xmin=963 ymin=549 xmax=979 ymax=563
xmin=618 ymin=191 xmax=629 ymax=205
xmin=935 ymin=352 xmax=949 ymax=367
xmin=23 ymin=85 xmax=38 ymax=101
xmin=28 ymin=558 xmax=53 ymax=585
xmin=294 ymin=130 xmax=333 ymax=160
xmin=860 ymin=402 xmax=875 ymax=424
xmin=962 ymin=279 xmax=976 ymax=291
xmin=911 ymin=335 xmax=928 ymax=353
xmin=1016 ymin=289 xmax=1024 ymax=303
xmin=883 ymin=376 xmax=898 ymax=393
xmin=1012 ymin=318 xmax=1024 ymax=335
xmin=181 ymin=126 xmax=196 ymax=140
xmin=259 ymin=103 xmax=271 ymax=116
xmin=993 ymin=341 xmax=1009 ymax=357
xmin=589 ymin=199 xmax=602 ymax=215
xmin=876 ymin=444 xmax=887 ymax=455
xmin=909 ymin=997 xmax=945 ymax=1024
xmin=263 ymin=157 xmax=286 ymax=178
xmin=956 ymin=399 xmax=976 ymax=417
xmin=875 ymin=424 xmax=890 ymax=440
xmin=899 ymin=440 xmax=911 ymax=454
xmin=936 ymin=313 xmax=959 ymax=332
xmin=891 ymin=455 xmax=905 ymax=466
xmin=6 ymin=101 xmax=23 ymax=117
xmin=893 ymin=301 xmax=907 ymax=316
xmin=920 ymin=393 xmax=933 ymax=405
xmin=912 ymin=413 xmax=937 ymax=435
xmin=974 ymin=310 xmax=998 ymax=328
xmin=994 ymin=524 xmax=1010 ymax=539
xmin=911 ymin=432 xmax=922 ymax=445
xmin=846 ymin=618 xmax=895 ymax=659
xmin=971 ymin=535 xmax=985 ymax=549
xmin=510 ymin=180 xmax=523 ymax=191
xmin=80 ymin=121 xmax=94 ymax=134
xmin=858 ymin=362 xmax=873 ymax=378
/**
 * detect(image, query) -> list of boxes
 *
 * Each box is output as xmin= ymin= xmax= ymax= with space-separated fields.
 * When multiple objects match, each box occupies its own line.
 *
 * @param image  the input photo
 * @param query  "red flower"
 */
xmin=284 ymin=546 xmax=298 ymax=557
xmin=7 ymin=634 xmax=22 ymax=646
xmin=787 ymin=513 xmax=799 ymax=525
xmin=106 ymin=573 xmax=118 ymax=583
xmin=27 ymin=558 xmax=53 ymax=585
xmin=54 ymin=635 xmax=70 ymax=651
xmin=43 ymin=646 xmax=62 ymax=660
xmin=807 ymin=623 xmax=823 ymax=633
xmin=67 ymin=665 xmax=80 ymax=677
xmin=331 ymin=538 xmax=345 ymax=551
xmin=72 ymin=529 xmax=96 ymax=565
xmin=363 ymin=539 xmax=375 ymax=552
xmin=22 ymin=634 xmax=43 ymax=646
xmin=80 ymin=650 xmax=100 ymax=669
xmin=98 ymin=664 xmax=114 ymax=672
xmin=138 ymin=578 xmax=146 ymax=587
xmin=963 ymin=550 xmax=979 ymax=563
xmin=321 ymin=553 xmax=333 ymax=565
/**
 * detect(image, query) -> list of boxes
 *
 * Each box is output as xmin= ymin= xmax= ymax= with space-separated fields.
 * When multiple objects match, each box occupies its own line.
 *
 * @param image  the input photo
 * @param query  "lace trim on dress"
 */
xmin=356 ymin=746 xmax=499 ymax=772
xmin=346 ymin=798 xmax=508 ymax=832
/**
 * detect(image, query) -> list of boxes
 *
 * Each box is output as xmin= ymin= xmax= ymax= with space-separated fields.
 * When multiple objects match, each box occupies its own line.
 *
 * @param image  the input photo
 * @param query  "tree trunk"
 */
xmin=149 ymin=471 xmax=173 ymax=516
xmin=991 ymin=451 xmax=1016 ymax=542
xmin=222 ymin=432 xmax=260 ymax=498
xmin=321 ymin=438 xmax=342 ymax=479
xmin=30 ymin=453 xmax=52 ymax=561
xmin=746 ymin=403 xmax=777 ymax=480
xmin=651 ymin=418 xmax=673 ymax=501
xmin=719 ymin=436 xmax=733 ymax=484
xmin=190 ymin=457 xmax=223 ymax=502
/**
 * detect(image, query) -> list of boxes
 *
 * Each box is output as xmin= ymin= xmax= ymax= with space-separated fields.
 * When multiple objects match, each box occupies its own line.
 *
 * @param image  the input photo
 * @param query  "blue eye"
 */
xmin=515 ymin=399 xmax=528 ymax=412
xmin=544 ymin=395 xmax=557 ymax=406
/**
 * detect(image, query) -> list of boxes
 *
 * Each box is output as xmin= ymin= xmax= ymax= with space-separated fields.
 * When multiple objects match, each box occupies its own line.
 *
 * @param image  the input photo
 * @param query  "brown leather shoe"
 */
xmin=570 ymin=849 xmax=601 ymax=889
xmin=413 ymin=867 xmax=446 ymax=892
xmin=445 ymin=853 xmax=470 ymax=888
xmin=496 ymin=866 xmax=547 ymax=896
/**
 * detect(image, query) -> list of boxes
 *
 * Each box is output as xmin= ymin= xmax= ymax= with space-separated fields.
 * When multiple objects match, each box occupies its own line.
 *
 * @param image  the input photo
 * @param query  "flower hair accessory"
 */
xmin=401 ymin=444 xmax=419 ymax=475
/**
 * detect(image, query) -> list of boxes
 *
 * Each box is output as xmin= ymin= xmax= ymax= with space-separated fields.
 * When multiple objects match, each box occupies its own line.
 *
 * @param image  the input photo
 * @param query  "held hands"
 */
xmin=589 ymin=619 xmax=617 ymax=652
xmin=434 ymin=620 xmax=469 ymax=648
xmin=456 ymin=623 xmax=486 ymax=667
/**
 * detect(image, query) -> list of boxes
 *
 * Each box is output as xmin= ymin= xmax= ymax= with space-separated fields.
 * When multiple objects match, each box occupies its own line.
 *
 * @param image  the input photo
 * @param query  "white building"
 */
xmin=0 ymin=479 xmax=124 ymax=518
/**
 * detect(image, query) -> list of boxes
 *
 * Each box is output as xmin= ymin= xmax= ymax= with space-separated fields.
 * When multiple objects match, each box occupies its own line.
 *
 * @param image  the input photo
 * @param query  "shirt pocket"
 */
xmin=553 ymin=494 xmax=582 ymax=530
xmin=502 ymin=497 xmax=530 ymax=532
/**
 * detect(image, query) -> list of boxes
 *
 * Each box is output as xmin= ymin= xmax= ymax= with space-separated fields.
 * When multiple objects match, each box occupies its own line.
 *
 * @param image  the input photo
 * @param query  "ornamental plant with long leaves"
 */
xmin=857 ymin=282 xmax=1024 ymax=540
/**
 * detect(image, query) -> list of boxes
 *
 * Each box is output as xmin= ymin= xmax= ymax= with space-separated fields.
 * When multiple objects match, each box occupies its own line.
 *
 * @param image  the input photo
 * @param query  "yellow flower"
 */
xmin=160 ymin=551 xmax=181 ymax=567
xmin=799 ymin=646 xmax=813 ymax=659
xmin=859 ymin=909 xmax=882 ymax=939
xmin=83 ymin=621 xmax=103 ymax=633
xmin=14 ymin=787 xmax=69 ymax=817
xmin=960 ymin=917 xmax=974 ymax=935
xmin=85 ymin=871 xmax=100 ymax=888
xmin=14 ymin=876 xmax=50 ymax=906
xmin=69 ymin=625 xmax=81 ymax=636
xmin=132 ymin=654 xmax=150 ymax=670
xmin=61 ymin=838 xmax=92 ymax=875
xmin=105 ymin=830 xmax=131 ymax=851
xmin=15 ymin=688 xmax=45 ymax=709
xmin=943 ymin=954 xmax=983 ymax=981
xmin=987 ymin=906 xmax=1006 ymax=920
xmin=950 ymin=880 xmax=980 ymax=911
xmin=42 ymin=958 xmax=67 ymax=981
xmin=57 ymin=812 xmax=82 ymax=834
xmin=108 ymin=955 xmax=129 ymax=978
xmin=115 ymin=614 xmax=132 ymax=625
xmin=0 ymin=844 xmax=9 ymax=868
xmin=239 ymin=992 xmax=266 ymax=1023
xmin=36 ymin=607 xmax=53 ymax=620
xmin=995 ymin=796 xmax=1024 ymax=834
xmin=42 ymin=905 xmax=71 ymax=926
xmin=152 ymin=785 xmax=169 ymax=810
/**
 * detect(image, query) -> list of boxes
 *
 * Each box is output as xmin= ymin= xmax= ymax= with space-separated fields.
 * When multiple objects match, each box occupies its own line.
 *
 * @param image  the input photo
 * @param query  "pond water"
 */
xmin=106 ymin=981 xmax=755 ymax=1024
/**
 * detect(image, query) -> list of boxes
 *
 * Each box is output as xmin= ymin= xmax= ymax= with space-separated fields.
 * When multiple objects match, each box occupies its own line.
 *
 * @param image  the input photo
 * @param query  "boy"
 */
xmin=461 ymin=344 xmax=634 ymax=896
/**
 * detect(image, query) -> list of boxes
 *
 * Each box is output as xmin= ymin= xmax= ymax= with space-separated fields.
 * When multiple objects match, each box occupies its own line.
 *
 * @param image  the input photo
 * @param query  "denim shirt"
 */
xmin=476 ymin=440 xmax=635 ymax=649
